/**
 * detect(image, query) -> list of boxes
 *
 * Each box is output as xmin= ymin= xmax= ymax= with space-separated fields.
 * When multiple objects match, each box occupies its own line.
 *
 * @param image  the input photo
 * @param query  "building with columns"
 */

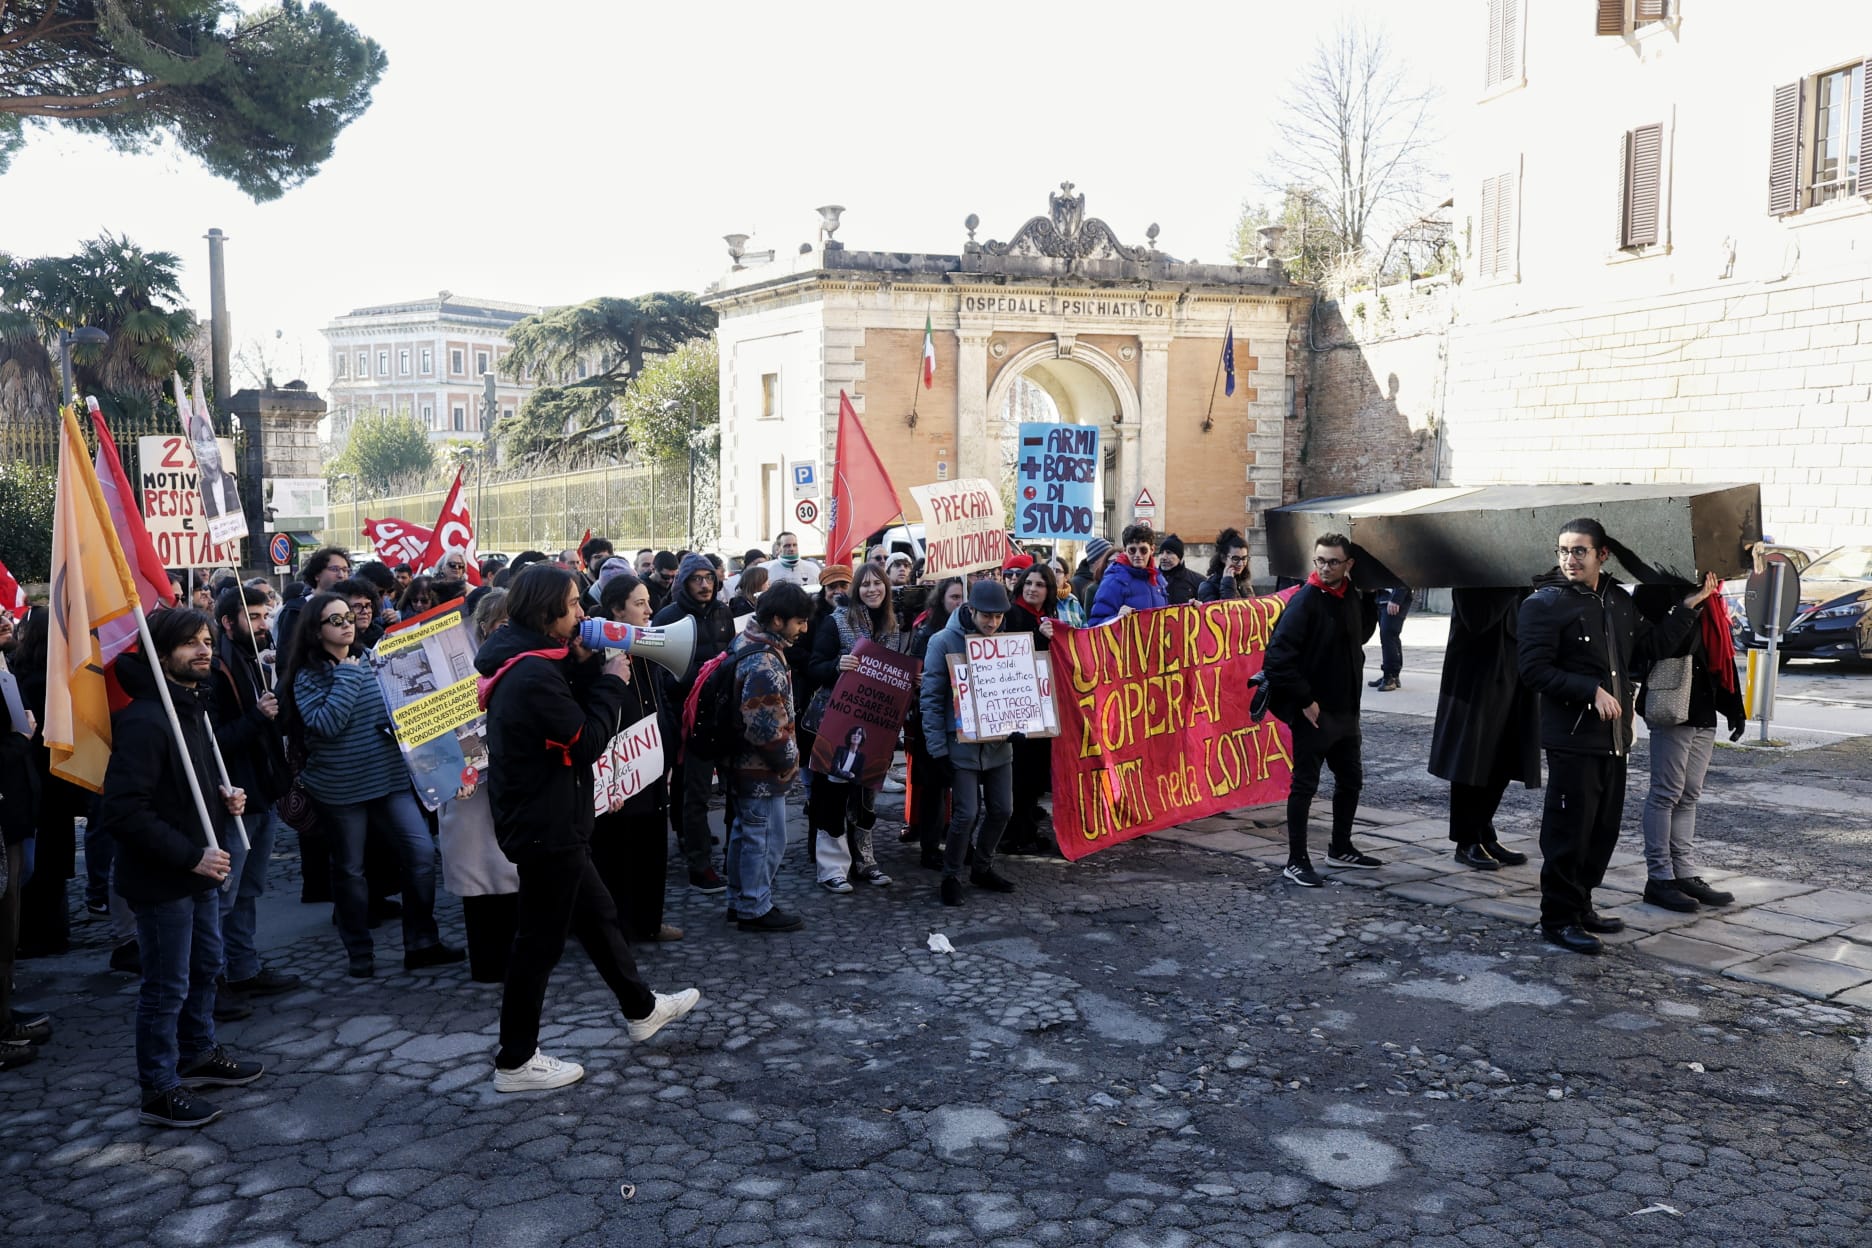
xmin=705 ymin=186 xmax=1311 ymax=575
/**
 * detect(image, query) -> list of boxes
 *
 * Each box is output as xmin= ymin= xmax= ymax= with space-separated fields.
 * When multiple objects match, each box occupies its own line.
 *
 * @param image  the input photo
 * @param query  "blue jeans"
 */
xmin=319 ymin=790 xmax=440 ymax=961
xmin=129 ymin=890 xmax=222 ymax=1096
xmin=943 ymin=763 xmax=1012 ymax=879
xmin=727 ymin=792 xmax=789 ymax=919
xmin=218 ymin=809 xmax=277 ymax=982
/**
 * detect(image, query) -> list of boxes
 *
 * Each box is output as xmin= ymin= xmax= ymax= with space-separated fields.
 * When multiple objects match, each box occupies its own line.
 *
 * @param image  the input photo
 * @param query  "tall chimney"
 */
xmin=205 ymin=228 xmax=232 ymax=412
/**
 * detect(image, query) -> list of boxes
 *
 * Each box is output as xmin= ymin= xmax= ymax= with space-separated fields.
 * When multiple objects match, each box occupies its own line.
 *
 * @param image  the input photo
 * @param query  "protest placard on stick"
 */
xmin=909 ymin=477 xmax=1008 ymax=578
xmin=944 ymin=630 xmax=1055 ymax=743
xmin=1014 ymin=422 xmax=1099 ymax=541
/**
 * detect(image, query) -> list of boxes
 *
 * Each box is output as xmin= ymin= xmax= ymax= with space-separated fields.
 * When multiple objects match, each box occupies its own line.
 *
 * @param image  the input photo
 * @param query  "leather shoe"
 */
xmin=1676 ymin=876 xmax=1734 ymax=906
xmin=1482 ymin=840 xmax=1529 ymax=866
xmin=1643 ymin=879 xmax=1701 ymax=913
xmin=404 ymin=943 xmax=466 ymax=971
xmin=970 ymin=866 xmax=1016 ymax=894
xmin=1454 ymin=843 xmax=1501 ymax=871
xmin=1542 ymin=924 xmax=1604 ymax=955
xmin=1580 ymin=910 xmax=1625 ymax=935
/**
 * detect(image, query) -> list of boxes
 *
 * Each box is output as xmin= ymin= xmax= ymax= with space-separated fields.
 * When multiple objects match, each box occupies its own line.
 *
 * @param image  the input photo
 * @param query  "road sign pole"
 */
xmin=1759 ymin=561 xmax=1785 ymax=743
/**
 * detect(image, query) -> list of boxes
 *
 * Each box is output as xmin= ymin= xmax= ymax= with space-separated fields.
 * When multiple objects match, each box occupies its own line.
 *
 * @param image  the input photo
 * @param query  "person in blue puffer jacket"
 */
xmin=1088 ymin=523 xmax=1170 ymax=625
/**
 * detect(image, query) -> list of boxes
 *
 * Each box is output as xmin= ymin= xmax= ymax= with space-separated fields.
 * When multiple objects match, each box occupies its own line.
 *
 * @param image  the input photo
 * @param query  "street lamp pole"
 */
xmin=686 ymin=398 xmax=697 ymax=549
xmin=58 ymin=326 xmax=110 ymax=405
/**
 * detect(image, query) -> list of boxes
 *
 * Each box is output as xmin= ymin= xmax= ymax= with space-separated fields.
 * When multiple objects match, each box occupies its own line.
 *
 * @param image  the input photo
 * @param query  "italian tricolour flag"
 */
xmin=921 ymin=314 xmax=936 ymax=390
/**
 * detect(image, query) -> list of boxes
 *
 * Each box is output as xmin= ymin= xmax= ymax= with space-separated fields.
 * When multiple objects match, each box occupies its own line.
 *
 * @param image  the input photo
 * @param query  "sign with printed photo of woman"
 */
xmin=807 ymin=638 xmax=921 ymax=791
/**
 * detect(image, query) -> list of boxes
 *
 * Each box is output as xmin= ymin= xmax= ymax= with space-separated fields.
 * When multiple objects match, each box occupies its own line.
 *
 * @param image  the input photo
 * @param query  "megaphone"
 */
xmin=578 ymin=615 xmax=695 ymax=680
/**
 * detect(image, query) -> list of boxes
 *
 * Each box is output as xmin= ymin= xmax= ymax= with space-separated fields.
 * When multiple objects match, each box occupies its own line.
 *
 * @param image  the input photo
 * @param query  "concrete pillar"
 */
xmin=955 ymin=330 xmax=992 ymax=480
xmin=1137 ymin=337 xmax=1171 ymax=527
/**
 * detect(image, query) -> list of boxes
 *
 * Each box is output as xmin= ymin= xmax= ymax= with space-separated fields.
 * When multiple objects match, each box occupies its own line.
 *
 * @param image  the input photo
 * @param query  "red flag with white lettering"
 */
xmin=825 ymin=390 xmax=902 ymax=565
xmin=413 ymin=469 xmax=482 ymax=585
xmin=362 ymin=517 xmax=434 ymax=565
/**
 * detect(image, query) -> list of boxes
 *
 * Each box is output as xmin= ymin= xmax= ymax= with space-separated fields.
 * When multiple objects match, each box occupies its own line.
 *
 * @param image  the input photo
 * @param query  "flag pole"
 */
xmin=127 ymin=602 xmax=230 ymax=877
xmin=200 ymin=718 xmax=252 ymax=854
xmin=1204 ymin=306 xmax=1235 ymax=433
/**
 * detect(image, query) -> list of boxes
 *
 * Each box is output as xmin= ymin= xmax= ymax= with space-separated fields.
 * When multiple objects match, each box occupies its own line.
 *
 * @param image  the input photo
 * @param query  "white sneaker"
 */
xmin=821 ymin=876 xmax=853 ymax=894
xmin=880 ymin=777 xmax=906 ymax=793
xmin=628 ymin=988 xmax=701 ymax=1042
xmin=493 ymin=1049 xmax=585 ymax=1093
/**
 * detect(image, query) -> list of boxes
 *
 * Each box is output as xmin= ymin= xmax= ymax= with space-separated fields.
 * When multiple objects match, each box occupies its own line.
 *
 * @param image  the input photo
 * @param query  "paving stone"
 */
xmin=1383 ymin=881 xmax=1473 ymax=906
xmin=1631 ymin=932 xmax=1759 ymax=972
xmin=1783 ymin=937 xmax=1872 ymax=973
xmin=1669 ymin=918 xmax=1805 ymax=955
xmin=1758 ymin=888 xmax=1872 ymax=926
xmin=1450 ymin=896 xmax=1541 ymax=925
xmin=1712 ymin=877 xmax=1823 ymax=908
xmin=1728 ymin=907 xmax=1846 ymax=941
xmin=1724 ymin=953 xmax=1872 ymax=1000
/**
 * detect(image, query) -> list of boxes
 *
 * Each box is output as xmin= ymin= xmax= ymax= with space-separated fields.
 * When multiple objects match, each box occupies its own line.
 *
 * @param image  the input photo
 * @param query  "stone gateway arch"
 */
xmin=706 ymin=185 xmax=1311 ymax=578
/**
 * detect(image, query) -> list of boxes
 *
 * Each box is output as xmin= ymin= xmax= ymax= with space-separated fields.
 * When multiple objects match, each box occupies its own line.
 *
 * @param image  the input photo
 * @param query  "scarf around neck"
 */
xmin=1307 ymin=571 xmax=1350 ymax=598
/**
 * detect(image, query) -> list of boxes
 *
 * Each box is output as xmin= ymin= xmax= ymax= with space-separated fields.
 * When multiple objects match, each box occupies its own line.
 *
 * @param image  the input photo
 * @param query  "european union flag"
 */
xmin=1223 ymin=326 xmax=1236 ymax=398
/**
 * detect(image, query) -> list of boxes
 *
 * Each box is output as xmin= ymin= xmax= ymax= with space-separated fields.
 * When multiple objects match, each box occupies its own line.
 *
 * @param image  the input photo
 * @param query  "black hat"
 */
xmin=967 ymin=579 xmax=1012 ymax=613
xmin=1159 ymin=533 xmax=1185 ymax=558
xmin=654 ymin=551 xmax=680 ymax=573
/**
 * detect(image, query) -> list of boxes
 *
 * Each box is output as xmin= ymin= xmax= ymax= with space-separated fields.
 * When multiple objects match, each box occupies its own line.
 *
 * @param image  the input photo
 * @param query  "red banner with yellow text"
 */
xmin=1049 ymin=591 xmax=1298 ymax=860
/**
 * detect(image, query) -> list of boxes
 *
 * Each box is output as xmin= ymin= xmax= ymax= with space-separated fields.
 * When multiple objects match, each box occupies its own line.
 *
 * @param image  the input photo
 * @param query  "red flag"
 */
xmin=88 ymin=398 xmax=176 ymax=613
xmin=0 ymin=557 xmax=26 ymax=620
xmin=362 ymin=516 xmax=434 ymax=565
xmin=413 ymin=468 xmax=483 ymax=586
xmin=825 ymin=390 xmax=902 ymax=564
xmin=578 ymin=529 xmax=593 ymax=568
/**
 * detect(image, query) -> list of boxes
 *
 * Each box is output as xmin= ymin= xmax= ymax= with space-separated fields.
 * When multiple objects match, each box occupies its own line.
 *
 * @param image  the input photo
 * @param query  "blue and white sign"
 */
xmin=268 ymin=533 xmax=293 ymax=566
xmin=791 ymin=461 xmax=818 ymax=499
xmin=1013 ymin=423 xmax=1099 ymax=540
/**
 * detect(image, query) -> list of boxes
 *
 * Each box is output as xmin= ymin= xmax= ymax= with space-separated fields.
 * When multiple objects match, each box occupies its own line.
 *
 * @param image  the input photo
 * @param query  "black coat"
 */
xmin=1162 ymin=563 xmax=1204 ymax=606
xmin=651 ymin=553 xmax=737 ymax=703
xmin=1428 ymin=589 xmax=1542 ymax=788
xmin=1517 ymin=571 xmax=1698 ymax=756
xmin=1632 ymin=585 xmax=1747 ymax=733
xmin=476 ymin=624 xmax=630 ymax=860
xmin=210 ymin=632 xmax=289 ymax=805
xmin=0 ymin=689 xmax=39 ymax=846
xmin=1264 ymin=582 xmax=1380 ymax=718
xmin=95 ymin=658 xmax=226 ymax=905
xmin=1197 ymin=569 xmax=1247 ymax=602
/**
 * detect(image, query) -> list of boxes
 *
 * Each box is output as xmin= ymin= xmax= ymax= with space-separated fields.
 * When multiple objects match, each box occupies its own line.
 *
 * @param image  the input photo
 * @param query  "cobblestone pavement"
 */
xmin=6 ymin=665 xmax=1872 ymax=1246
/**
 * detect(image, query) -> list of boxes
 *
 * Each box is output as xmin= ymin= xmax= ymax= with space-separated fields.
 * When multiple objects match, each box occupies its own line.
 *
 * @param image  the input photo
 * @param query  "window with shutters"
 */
xmin=1596 ymin=0 xmax=1672 ymax=36
xmin=1476 ymin=168 xmax=1519 ymax=282
xmin=1769 ymin=61 xmax=1871 ymax=216
xmin=1619 ymin=124 xmax=1664 ymax=249
xmin=1483 ymin=0 xmax=1523 ymax=91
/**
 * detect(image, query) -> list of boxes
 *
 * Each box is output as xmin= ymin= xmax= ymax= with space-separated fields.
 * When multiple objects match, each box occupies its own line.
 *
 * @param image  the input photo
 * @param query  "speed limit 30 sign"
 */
xmin=795 ymin=499 xmax=819 ymax=526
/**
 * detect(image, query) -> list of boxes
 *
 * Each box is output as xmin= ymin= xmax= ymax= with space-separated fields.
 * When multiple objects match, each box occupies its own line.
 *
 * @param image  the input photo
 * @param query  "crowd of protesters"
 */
xmin=0 ymin=513 xmax=1741 ymax=1121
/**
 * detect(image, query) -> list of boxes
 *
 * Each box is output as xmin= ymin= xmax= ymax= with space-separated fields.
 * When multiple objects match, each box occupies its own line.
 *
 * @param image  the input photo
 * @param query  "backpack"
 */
xmin=682 ymin=645 xmax=763 ymax=763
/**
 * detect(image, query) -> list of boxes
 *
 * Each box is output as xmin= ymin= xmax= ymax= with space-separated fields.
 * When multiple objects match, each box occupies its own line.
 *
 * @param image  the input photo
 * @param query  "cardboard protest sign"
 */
xmin=175 ymin=373 xmax=247 ymax=546
xmin=370 ymin=600 xmax=487 ymax=810
xmin=808 ymin=639 xmax=921 ymax=789
xmin=1014 ymin=423 xmax=1099 ymax=540
xmin=909 ymin=477 xmax=1009 ymax=578
xmin=594 ymin=712 xmax=664 ymax=815
xmin=1048 ymin=591 xmax=1299 ymax=860
xmin=138 ymin=435 xmax=244 ymax=567
xmin=943 ymin=630 xmax=1055 ymax=743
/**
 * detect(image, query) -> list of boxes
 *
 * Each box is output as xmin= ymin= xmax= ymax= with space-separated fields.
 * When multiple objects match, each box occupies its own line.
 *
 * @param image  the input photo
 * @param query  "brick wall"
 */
xmin=851 ymin=328 xmax=960 ymax=516
xmin=1300 ymin=282 xmax=1448 ymax=499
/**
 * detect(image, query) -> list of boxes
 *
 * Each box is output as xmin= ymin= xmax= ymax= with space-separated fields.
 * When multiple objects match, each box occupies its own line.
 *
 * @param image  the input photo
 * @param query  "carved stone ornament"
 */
xmin=1119 ymin=344 xmax=1136 ymax=362
xmin=989 ymin=339 xmax=1007 ymax=359
xmin=978 ymin=182 xmax=1154 ymax=263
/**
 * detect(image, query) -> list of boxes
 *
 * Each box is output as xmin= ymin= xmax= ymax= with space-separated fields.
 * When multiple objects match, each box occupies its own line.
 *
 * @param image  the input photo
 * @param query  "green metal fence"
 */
xmin=325 ymin=458 xmax=718 ymax=557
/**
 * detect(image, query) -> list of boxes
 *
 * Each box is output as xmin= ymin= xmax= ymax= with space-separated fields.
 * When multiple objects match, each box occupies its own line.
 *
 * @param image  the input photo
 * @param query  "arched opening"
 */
xmin=988 ymin=342 xmax=1137 ymax=550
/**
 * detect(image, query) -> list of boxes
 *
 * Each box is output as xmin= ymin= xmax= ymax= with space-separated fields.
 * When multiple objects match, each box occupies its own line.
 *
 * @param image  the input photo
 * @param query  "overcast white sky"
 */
xmin=2 ymin=0 xmax=1459 ymax=394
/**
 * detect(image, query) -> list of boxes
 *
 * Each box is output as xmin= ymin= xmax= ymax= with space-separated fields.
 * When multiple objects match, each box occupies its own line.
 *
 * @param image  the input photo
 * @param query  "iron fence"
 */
xmin=1 ymin=408 xmax=245 ymax=496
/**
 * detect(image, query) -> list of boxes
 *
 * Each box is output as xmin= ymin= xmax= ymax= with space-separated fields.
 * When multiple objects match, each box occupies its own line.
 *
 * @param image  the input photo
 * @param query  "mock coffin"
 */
xmin=1265 ymin=483 xmax=1761 ymax=590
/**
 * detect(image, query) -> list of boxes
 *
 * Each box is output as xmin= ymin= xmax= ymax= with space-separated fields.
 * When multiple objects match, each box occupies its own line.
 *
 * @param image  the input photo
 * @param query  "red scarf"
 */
xmin=1306 ymin=571 xmax=1350 ymax=598
xmin=1703 ymin=593 xmax=1737 ymax=692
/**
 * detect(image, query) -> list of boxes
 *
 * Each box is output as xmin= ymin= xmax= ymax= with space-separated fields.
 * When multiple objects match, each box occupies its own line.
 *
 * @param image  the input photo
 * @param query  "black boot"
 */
xmin=1454 ymin=843 xmax=1500 ymax=871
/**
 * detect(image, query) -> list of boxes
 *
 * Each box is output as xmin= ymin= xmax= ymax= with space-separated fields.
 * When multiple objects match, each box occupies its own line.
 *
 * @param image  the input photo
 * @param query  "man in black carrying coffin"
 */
xmin=1431 ymin=589 xmax=1540 ymax=872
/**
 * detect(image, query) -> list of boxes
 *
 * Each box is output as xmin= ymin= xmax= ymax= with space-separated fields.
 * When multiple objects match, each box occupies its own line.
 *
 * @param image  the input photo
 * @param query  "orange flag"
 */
xmin=825 ymin=391 xmax=902 ymax=565
xmin=44 ymin=406 xmax=143 ymax=791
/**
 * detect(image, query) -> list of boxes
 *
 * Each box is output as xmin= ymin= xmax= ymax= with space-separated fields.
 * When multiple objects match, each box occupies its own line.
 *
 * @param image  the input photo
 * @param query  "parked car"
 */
xmin=1734 ymin=544 xmax=1872 ymax=663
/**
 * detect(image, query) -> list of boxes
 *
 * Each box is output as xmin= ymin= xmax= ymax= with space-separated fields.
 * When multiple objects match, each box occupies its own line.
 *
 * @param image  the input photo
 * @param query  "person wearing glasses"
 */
xmin=1517 ymin=519 xmax=1716 ymax=955
xmin=1264 ymin=533 xmax=1384 ymax=886
xmin=333 ymin=578 xmax=386 ymax=648
xmin=279 ymin=592 xmax=460 ymax=978
xmin=1088 ymin=523 xmax=1169 ymax=626
xmin=1199 ymin=528 xmax=1252 ymax=602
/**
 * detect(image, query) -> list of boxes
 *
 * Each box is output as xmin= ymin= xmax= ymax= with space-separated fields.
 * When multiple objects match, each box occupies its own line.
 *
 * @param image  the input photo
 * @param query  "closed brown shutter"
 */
xmin=1634 ymin=0 xmax=1669 ymax=23
xmin=1598 ymin=0 xmax=1625 ymax=35
xmin=1860 ymin=59 xmax=1872 ymax=197
xmin=1493 ymin=172 xmax=1516 ymax=278
xmin=1622 ymin=124 xmax=1663 ymax=247
xmin=1768 ymin=80 xmax=1803 ymax=216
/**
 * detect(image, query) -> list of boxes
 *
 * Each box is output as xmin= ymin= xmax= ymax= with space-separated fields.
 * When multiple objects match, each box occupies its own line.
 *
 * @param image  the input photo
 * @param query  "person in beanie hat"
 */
xmin=1000 ymin=551 xmax=1034 ymax=597
xmin=1070 ymin=537 xmax=1113 ymax=615
xmin=1156 ymin=535 xmax=1203 ymax=605
xmin=919 ymin=578 xmax=1019 ymax=906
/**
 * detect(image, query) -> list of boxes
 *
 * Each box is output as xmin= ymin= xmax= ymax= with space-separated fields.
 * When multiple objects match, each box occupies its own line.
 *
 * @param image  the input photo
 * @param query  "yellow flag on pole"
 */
xmin=44 ymin=405 xmax=143 ymax=792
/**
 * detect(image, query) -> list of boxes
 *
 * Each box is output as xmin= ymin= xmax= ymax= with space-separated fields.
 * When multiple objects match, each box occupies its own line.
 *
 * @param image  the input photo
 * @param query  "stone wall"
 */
xmin=1299 ymin=282 xmax=1449 ymax=500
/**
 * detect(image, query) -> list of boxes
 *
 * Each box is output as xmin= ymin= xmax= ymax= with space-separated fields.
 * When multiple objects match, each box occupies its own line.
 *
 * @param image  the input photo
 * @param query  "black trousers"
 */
xmin=1538 ymin=751 xmax=1627 ymax=929
xmin=461 ymin=893 xmax=519 ymax=984
xmin=1005 ymin=735 xmax=1053 ymax=846
xmin=497 ymin=846 xmax=655 ymax=1070
xmin=591 ymin=809 xmax=670 ymax=941
xmin=907 ymin=738 xmax=948 ymax=859
xmin=1286 ymin=711 xmax=1363 ymax=862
